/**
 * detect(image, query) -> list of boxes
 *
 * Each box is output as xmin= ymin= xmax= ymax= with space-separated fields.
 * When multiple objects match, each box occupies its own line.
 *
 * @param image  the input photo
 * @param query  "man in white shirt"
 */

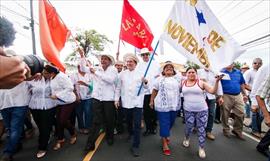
xmin=244 ymin=58 xmax=263 ymax=138
xmin=0 ymin=82 xmax=30 ymax=161
xmin=84 ymin=54 xmax=118 ymax=152
xmin=198 ymin=68 xmax=223 ymax=140
xmin=115 ymin=53 xmax=148 ymax=157
xmin=136 ymin=48 xmax=160 ymax=136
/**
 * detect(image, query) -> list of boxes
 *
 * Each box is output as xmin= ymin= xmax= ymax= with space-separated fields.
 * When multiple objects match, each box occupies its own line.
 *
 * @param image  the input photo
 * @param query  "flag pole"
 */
xmin=137 ymin=40 xmax=159 ymax=96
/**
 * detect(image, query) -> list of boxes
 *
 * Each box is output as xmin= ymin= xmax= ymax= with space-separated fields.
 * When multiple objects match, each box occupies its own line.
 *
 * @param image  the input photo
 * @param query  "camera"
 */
xmin=23 ymin=55 xmax=45 ymax=75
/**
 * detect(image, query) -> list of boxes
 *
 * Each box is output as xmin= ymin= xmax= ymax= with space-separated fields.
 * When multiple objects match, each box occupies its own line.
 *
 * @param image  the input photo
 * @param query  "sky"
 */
xmin=1 ymin=0 xmax=269 ymax=67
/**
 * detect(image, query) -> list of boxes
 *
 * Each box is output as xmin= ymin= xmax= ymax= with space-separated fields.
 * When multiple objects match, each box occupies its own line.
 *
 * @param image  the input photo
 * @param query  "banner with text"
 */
xmin=160 ymin=0 xmax=246 ymax=71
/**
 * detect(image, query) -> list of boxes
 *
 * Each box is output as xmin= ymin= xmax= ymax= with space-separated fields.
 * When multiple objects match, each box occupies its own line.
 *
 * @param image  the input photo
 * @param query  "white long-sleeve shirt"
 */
xmin=0 ymin=81 xmax=30 ymax=110
xmin=70 ymin=72 xmax=92 ymax=100
xmin=91 ymin=65 xmax=118 ymax=101
xmin=115 ymin=68 xmax=148 ymax=109
xmin=28 ymin=77 xmax=56 ymax=110
xmin=250 ymin=64 xmax=270 ymax=106
xmin=136 ymin=60 xmax=161 ymax=95
xmin=197 ymin=69 xmax=223 ymax=99
xmin=50 ymin=72 xmax=76 ymax=105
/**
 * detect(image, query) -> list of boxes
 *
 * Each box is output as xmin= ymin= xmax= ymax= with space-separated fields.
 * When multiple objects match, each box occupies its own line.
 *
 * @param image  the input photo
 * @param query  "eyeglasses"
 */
xmin=141 ymin=53 xmax=150 ymax=56
xmin=253 ymin=62 xmax=262 ymax=65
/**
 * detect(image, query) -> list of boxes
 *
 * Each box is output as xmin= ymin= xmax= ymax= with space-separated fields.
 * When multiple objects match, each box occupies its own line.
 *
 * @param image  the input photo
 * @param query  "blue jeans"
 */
xmin=245 ymin=103 xmax=251 ymax=118
xmin=1 ymin=106 xmax=27 ymax=156
xmin=251 ymin=110 xmax=263 ymax=133
xmin=123 ymin=107 xmax=142 ymax=148
xmin=157 ymin=111 xmax=177 ymax=137
xmin=76 ymin=99 xmax=92 ymax=129
xmin=206 ymin=99 xmax=216 ymax=133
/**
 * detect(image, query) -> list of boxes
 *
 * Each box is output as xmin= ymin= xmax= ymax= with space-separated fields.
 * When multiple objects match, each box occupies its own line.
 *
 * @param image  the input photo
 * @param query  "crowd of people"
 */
xmin=0 ymin=47 xmax=269 ymax=161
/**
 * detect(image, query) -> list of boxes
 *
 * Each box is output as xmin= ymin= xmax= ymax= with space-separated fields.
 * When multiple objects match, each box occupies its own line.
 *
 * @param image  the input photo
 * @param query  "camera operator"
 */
xmin=0 ymin=17 xmax=43 ymax=89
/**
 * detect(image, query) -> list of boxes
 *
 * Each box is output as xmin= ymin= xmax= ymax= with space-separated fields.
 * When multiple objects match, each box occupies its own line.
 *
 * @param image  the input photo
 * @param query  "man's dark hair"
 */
xmin=0 ymin=17 xmax=16 ymax=47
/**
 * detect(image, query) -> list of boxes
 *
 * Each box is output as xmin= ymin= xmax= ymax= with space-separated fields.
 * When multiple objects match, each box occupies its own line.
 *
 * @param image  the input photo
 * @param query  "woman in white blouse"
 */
xmin=115 ymin=53 xmax=148 ymax=157
xmin=43 ymin=65 xmax=77 ymax=151
xmin=150 ymin=62 xmax=180 ymax=156
xmin=28 ymin=69 xmax=56 ymax=158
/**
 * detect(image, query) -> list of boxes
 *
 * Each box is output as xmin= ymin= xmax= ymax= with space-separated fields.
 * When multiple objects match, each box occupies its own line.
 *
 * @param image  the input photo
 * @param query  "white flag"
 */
xmin=160 ymin=0 xmax=246 ymax=72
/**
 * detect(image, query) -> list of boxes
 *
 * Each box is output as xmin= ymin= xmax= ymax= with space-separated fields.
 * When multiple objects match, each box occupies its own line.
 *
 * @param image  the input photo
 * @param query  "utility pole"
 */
xmin=30 ymin=0 xmax=36 ymax=55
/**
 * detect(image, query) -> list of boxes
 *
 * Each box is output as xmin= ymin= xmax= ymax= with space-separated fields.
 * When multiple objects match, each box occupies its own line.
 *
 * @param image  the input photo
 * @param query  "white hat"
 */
xmin=115 ymin=60 xmax=124 ymax=65
xmin=140 ymin=47 xmax=150 ymax=54
xmin=98 ymin=54 xmax=115 ymax=65
xmin=241 ymin=64 xmax=249 ymax=69
xmin=123 ymin=53 xmax=139 ymax=64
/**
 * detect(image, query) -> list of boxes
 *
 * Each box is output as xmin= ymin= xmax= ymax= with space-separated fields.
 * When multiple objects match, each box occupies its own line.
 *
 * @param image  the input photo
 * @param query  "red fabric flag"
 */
xmin=120 ymin=0 xmax=154 ymax=51
xmin=39 ymin=0 xmax=70 ymax=72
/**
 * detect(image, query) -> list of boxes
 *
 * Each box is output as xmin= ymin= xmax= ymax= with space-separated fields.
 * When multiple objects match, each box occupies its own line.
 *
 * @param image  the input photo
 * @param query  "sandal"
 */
xmin=70 ymin=135 xmax=77 ymax=144
xmin=36 ymin=150 xmax=46 ymax=158
xmin=53 ymin=139 xmax=65 ymax=150
xmin=163 ymin=148 xmax=171 ymax=156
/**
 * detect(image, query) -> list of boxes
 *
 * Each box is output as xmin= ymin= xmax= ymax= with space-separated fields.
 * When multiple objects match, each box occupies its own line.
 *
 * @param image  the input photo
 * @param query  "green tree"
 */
xmin=184 ymin=60 xmax=200 ymax=69
xmin=65 ymin=29 xmax=112 ymax=61
xmin=233 ymin=61 xmax=242 ymax=70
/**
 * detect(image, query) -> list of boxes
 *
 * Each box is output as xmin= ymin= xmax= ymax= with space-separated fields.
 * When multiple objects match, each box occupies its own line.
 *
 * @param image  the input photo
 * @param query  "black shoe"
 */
xmin=257 ymin=148 xmax=270 ymax=158
xmin=130 ymin=147 xmax=140 ymax=157
xmin=106 ymin=139 xmax=114 ymax=146
xmin=84 ymin=143 xmax=95 ymax=152
xmin=143 ymin=130 xmax=150 ymax=136
xmin=0 ymin=154 xmax=13 ymax=161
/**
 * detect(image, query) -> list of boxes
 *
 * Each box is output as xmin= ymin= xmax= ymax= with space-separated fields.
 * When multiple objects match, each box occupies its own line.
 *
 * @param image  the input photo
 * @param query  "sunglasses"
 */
xmin=253 ymin=62 xmax=262 ymax=65
xmin=141 ymin=53 xmax=150 ymax=56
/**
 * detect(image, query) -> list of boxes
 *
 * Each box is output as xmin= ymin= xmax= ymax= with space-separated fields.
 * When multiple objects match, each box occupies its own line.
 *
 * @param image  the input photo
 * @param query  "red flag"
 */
xmin=120 ymin=0 xmax=154 ymax=51
xmin=39 ymin=0 xmax=70 ymax=72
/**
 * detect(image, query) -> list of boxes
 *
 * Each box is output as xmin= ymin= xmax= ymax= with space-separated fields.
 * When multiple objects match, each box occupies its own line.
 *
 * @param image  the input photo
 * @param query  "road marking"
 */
xmin=229 ymin=125 xmax=260 ymax=142
xmin=83 ymin=133 xmax=105 ymax=161
xmin=243 ymin=131 xmax=260 ymax=142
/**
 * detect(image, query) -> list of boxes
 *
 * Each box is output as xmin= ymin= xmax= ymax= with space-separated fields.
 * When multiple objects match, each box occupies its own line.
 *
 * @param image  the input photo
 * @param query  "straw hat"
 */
xmin=161 ymin=61 xmax=175 ymax=70
xmin=241 ymin=63 xmax=250 ymax=69
xmin=140 ymin=47 xmax=150 ymax=55
xmin=115 ymin=60 xmax=124 ymax=65
xmin=123 ymin=53 xmax=139 ymax=64
xmin=97 ymin=54 xmax=115 ymax=65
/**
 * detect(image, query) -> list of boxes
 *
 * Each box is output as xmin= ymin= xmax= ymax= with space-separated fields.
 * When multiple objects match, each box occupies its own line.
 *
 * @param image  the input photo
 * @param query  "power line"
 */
xmin=241 ymin=34 xmax=270 ymax=46
xmin=12 ymin=0 xmax=29 ymax=13
xmin=232 ymin=17 xmax=270 ymax=35
xmin=1 ymin=5 xmax=31 ymax=20
xmin=16 ymin=31 xmax=31 ymax=40
xmin=244 ymin=40 xmax=270 ymax=50
xmin=217 ymin=0 xmax=236 ymax=15
xmin=12 ymin=0 xmax=39 ymax=23
xmin=227 ymin=8 xmax=268 ymax=29
xmin=1 ymin=5 xmax=39 ymax=25
xmin=219 ymin=0 xmax=244 ymax=17
xmin=224 ymin=0 xmax=265 ymax=24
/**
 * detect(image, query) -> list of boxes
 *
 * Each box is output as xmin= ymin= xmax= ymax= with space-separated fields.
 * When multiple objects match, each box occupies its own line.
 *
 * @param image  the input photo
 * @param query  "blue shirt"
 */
xmin=220 ymin=68 xmax=245 ymax=95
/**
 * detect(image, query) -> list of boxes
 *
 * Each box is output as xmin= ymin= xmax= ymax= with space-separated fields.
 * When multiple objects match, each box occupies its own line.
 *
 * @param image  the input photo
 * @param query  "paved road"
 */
xmin=0 ymin=118 xmax=267 ymax=161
